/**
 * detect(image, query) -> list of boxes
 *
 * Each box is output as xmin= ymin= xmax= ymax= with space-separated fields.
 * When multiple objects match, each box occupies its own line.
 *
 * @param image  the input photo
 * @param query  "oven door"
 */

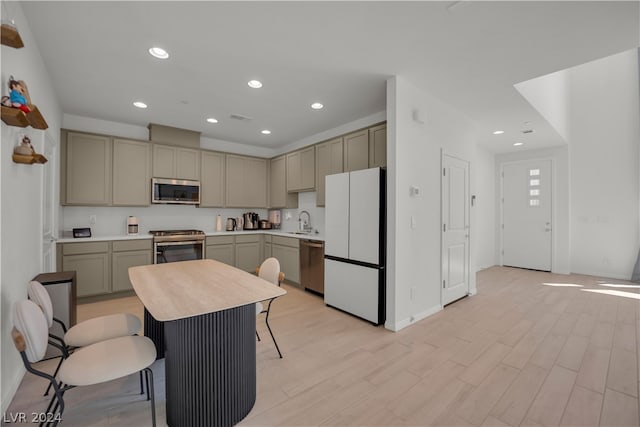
xmin=154 ymin=240 xmax=205 ymax=264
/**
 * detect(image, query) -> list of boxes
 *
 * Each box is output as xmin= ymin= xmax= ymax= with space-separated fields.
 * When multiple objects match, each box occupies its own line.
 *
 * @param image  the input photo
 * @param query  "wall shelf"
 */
xmin=12 ymin=153 xmax=48 ymax=164
xmin=1 ymin=105 xmax=48 ymax=129
xmin=1 ymin=24 xmax=24 ymax=48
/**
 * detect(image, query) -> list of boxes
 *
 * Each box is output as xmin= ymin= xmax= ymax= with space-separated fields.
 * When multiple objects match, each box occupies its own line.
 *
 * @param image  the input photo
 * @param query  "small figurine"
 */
xmin=7 ymin=76 xmax=30 ymax=113
xmin=14 ymin=135 xmax=35 ymax=155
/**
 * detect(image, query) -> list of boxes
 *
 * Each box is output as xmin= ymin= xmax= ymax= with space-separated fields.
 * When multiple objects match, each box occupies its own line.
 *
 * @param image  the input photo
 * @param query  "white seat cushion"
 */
xmin=58 ymin=335 xmax=156 ymax=386
xmin=64 ymin=313 xmax=141 ymax=347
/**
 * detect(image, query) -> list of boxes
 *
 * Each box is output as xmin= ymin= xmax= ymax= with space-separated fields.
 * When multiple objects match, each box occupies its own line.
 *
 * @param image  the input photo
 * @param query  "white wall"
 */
xmin=386 ymin=76 xmax=476 ymax=332
xmin=0 ymin=1 xmax=62 ymax=411
xmin=496 ymin=146 xmax=571 ymax=274
xmin=515 ymin=69 xmax=571 ymax=142
xmin=569 ymin=49 xmax=640 ymax=279
xmin=475 ymin=147 xmax=497 ymax=270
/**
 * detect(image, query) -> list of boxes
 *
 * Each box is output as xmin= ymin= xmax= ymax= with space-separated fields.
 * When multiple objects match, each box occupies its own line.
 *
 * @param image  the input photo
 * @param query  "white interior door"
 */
xmin=442 ymin=154 xmax=470 ymax=306
xmin=502 ymin=159 xmax=552 ymax=271
xmin=42 ymin=132 xmax=56 ymax=272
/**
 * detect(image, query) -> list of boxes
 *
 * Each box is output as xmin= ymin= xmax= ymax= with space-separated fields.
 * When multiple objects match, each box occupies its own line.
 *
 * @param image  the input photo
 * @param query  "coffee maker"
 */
xmin=243 ymin=212 xmax=259 ymax=230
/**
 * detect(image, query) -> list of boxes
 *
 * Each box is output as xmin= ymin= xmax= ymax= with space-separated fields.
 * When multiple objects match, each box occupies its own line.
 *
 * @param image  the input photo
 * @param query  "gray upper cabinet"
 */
xmin=315 ymin=137 xmax=343 ymax=206
xmin=286 ymin=146 xmax=315 ymax=192
xmin=112 ymin=139 xmax=151 ymax=206
xmin=343 ymin=129 xmax=369 ymax=172
xmin=369 ymin=123 xmax=387 ymax=168
xmin=152 ymin=144 xmax=200 ymax=180
xmin=176 ymin=148 xmax=200 ymax=180
xmin=200 ymin=151 xmax=225 ymax=207
xmin=63 ymin=131 xmax=112 ymax=206
xmin=225 ymin=154 xmax=268 ymax=208
xmin=269 ymin=155 xmax=297 ymax=208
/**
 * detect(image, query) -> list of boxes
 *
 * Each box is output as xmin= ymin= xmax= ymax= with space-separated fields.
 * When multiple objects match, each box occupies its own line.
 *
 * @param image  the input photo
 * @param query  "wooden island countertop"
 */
xmin=129 ymin=259 xmax=286 ymax=321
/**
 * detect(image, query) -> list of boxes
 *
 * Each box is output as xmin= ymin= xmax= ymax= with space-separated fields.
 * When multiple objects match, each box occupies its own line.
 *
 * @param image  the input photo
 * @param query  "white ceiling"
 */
xmin=21 ymin=1 xmax=639 ymax=153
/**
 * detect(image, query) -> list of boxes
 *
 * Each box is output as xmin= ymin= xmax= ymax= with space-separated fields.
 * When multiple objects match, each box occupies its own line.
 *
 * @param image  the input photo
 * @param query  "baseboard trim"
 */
xmin=385 ymin=304 xmax=442 ymax=332
xmin=2 ymin=366 xmax=25 ymax=413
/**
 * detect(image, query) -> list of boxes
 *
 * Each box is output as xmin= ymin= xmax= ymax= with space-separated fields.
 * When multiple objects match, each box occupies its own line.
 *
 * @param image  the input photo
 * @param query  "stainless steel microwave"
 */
xmin=151 ymin=178 xmax=200 ymax=205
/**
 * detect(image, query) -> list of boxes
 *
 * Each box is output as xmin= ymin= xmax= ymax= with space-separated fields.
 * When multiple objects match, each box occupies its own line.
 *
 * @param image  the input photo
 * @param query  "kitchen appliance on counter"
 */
xmin=324 ymin=167 xmax=386 ymax=325
xmin=151 ymin=178 xmax=200 ymax=205
xmin=301 ymin=239 xmax=324 ymax=295
xmin=150 ymin=229 xmax=205 ymax=263
xmin=258 ymin=220 xmax=272 ymax=229
xmin=268 ymin=210 xmax=281 ymax=229
xmin=226 ymin=218 xmax=237 ymax=231
xmin=243 ymin=212 xmax=259 ymax=230
xmin=127 ymin=216 xmax=139 ymax=235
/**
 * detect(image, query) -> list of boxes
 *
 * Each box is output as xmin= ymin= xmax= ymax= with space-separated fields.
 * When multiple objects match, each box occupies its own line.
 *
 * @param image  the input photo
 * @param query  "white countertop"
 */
xmin=57 ymin=229 xmax=324 ymax=243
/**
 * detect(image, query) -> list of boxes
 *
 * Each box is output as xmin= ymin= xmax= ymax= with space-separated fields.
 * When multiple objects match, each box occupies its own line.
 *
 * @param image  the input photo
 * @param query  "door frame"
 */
xmin=441 ymin=150 xmax=471 ymax=307
xmin=499 ymin=157 xmax=554 ymax=271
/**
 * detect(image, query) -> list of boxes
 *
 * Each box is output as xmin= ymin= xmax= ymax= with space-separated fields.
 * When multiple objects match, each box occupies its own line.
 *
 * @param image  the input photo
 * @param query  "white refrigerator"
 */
xmin=324 ymin=167 xmax=385 ymax=325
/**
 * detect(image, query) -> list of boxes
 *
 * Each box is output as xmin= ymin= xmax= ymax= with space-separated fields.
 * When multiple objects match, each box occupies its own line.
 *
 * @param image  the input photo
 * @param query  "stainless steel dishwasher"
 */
xmin=300 ymin=239 xmax=324 ymax=295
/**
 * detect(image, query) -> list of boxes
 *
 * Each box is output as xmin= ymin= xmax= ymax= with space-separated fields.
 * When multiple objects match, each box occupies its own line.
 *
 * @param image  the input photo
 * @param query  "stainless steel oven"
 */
xmin=150 ymin=230 xmax=205 ymax=264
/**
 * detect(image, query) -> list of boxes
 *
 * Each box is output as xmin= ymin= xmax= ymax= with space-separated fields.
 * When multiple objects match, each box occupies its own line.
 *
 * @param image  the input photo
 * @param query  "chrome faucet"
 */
xmin=298 ymin=210 xmax=311 ymax=232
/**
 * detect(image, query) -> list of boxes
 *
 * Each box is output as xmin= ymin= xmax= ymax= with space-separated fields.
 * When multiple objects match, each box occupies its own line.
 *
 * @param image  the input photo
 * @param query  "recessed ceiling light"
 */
xmin=248 ymin=80 xmax=263 ymax=89
xmin=206 ymin=118 xmax=218 ymax=124
xmin=261 ymin=130 xmax=271 ymax=135
xmin=133 ymin=101 xmax=147 ymax=109
xmin=493 ymin=130 xmax=504 ymax=135
xmin=148 ymin=47 xmax=169 ymax=59
xmin=513 ymin=142 xmax=524 ymax=146
xmin=311 ymin=102 xmax=324 ymax=110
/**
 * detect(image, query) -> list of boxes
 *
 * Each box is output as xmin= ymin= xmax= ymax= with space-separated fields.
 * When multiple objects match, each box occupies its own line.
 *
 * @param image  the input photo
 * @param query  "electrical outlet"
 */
xmin=89 ymin=215 xmax=97 ymax=225
xmin=410 ymin=286 xmax=416 ymax=300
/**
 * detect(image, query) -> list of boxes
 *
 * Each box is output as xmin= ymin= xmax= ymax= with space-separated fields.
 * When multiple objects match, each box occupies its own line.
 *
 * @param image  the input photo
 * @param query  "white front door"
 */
xmin=502 ymin=159 xmax=552 ymax=271
xmin=442 ymin=153 xmax=470 ymax=306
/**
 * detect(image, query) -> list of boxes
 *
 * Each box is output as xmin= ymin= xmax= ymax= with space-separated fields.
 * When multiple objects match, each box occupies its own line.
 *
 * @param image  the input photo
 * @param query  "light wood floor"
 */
xmin=5 ymin=267 xmax=639 ymax=426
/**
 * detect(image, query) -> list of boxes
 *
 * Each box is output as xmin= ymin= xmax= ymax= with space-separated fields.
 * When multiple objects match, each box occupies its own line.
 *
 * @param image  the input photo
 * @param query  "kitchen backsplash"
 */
xmin=61 ymin=191 xmax=325 ymax=236
xmin=281 ymin=191 xmax=325 ymax=235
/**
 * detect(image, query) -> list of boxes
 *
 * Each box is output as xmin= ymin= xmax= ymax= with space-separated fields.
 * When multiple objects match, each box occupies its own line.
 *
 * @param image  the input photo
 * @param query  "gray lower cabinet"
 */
xmin=271 ymin=236 xmax=300 ymax=284
xmin=205 ymin=235 xmax=235 ymax=265
xmin=234 ymin=234 xmax=262 ymax=273
xmin=264 ymin=235 xmax=272 ymax=258
xmin=58 ymin=239 xmax=152 ymax=298
xmin=111 ymin=240 xmax=153 ymax=292
xmin=59 ymin=242 xmax=111 ymax=297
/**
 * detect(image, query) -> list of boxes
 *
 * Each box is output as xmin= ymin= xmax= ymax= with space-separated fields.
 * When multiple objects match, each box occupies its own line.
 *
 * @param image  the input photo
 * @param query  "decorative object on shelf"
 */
xmin=12 ymin=134 xmax=47 ymax=164
xmin=1 ymin=19 xmax=24 ymax=48
xmin=1 ymin=76 xmax=48 ymax=129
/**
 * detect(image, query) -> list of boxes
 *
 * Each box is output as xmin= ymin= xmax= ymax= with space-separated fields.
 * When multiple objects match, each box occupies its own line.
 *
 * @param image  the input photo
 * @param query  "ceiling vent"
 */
xmin=229 ymin=113 xmax=253 ymax=121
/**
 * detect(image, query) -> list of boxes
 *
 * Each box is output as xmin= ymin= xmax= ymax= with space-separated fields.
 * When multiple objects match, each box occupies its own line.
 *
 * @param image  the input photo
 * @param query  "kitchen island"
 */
xmin=129 ymin=259 xmax=286 ymax=427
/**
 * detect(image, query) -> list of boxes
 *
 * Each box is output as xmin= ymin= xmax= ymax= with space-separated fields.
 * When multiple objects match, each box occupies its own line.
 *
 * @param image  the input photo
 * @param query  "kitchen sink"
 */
xmin=287 ymin=231 xmax=312 ymax=235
